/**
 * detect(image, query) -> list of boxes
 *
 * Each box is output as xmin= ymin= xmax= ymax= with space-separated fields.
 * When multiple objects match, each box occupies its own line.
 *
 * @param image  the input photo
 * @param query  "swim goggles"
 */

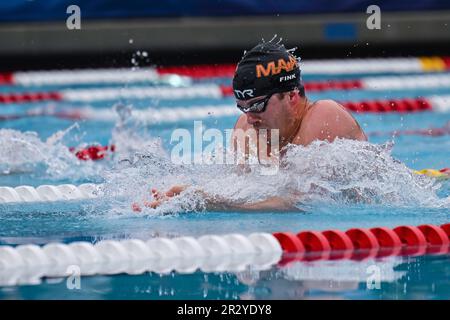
xmin=236 ymin=93 xmax=273 ymax=113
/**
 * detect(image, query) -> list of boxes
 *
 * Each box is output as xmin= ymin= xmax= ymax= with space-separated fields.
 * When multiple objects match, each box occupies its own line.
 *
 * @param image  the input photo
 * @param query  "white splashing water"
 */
xmin=1 ymin=103 xmax=447 ymax=212
xmin=0 ymin=126 xmax=103 ymax=180
xmin=101 ymin=137 xmax=449 ymax=215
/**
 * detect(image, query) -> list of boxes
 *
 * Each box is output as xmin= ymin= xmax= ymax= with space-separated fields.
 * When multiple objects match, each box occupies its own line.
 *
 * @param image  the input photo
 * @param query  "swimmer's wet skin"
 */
xmin=132 ymin=39 xmax=367 ymax=212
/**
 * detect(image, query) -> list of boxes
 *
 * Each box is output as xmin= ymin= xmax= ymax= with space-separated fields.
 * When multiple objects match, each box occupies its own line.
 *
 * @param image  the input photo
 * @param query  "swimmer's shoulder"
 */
xmin=301 ymin=99 xmax=345 ymax=128
xmin=301 ymin=99 xmax=367 ymax=142
xmin=306 ymin=99 xmax=347 ymax=116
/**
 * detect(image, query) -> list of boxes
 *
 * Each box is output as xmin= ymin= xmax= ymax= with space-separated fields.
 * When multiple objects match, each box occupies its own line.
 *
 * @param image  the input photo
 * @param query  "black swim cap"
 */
xmin=232 ymin=40 xmax=304 ymax=100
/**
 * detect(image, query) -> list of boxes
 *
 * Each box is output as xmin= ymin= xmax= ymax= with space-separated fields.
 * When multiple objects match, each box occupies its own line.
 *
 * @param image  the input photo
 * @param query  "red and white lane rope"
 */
xmin=159 ymin=57 xmax=450 ymax=76
xmin=157 ymin=57 xmax=450 ymax=78
xmin=157 ymin=57 xmax=450 ymax=77
xmin=1 ymin=57 xmax=450 ymax=87
xmin=0 ymin=85 xmax=222 ymax=104
xmin=0 ymin=97 xmax=449 ymax=125
xmin=2 ymin=74 xmax=450 ymax=104
xmin=1 ymin=74 xmax=450 ymax=103
xmin=0 ymin=223 xmax=448 ymax=286
xmin=4 ymin=97 xmax=450 ymax=126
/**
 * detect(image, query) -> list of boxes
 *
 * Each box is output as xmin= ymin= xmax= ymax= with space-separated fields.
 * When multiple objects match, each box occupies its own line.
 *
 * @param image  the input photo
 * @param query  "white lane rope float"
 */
xmin=9 ymin=69 xmax=191 ymax=86
xmin=0 ymin=233 xmax=282 ymax=286
xmin=0 ymin=184 xmax=101 ymax=203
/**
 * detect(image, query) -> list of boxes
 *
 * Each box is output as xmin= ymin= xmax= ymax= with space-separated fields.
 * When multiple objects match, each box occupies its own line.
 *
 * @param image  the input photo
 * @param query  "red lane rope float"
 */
xmin=157 ymin=64 xmax=236 ymax=78
xmin=418 ymin=224 xmax=450 ymax=246
xmin=444 ymin=57 xmax=450 ymax=69
xmin=273 ymin=232 xmax=305 ymax=253
xmin=342 ymin=98 xmax=432 ymax=113
xmin=69 ymin=145 xmax=115 ymax=161
xmin=272 ymin=223 xmax=450 ymax=263
xmin=441 ymin=223 xmax=450 ymax=240
xmin=345 ymin=228 xmax=380 ymax=250
xmin=393 ymin=226 xmax=428 ymax=256
xmin=220 ymin=81 xmax=364 ymax=95
xmin=272 ymin=232 xmax=305 ymax=265
xmin=0 ymin=73 xmax=14 ymax=85
xmin=304 ymin=80 xmax=363 ymax=92
xmin=321 ymin=230 xmax=354 ymax=260
xmin=369 ymin=227 xmax=402 ymax=257
xmin=418 ymin=224 xmax=450 ymax=254
xmin=297 ymin=231 xmax=331 ymax=260
xmin=393 ymin=226 xmax=427 ymax=246
xmin=0 ymin=92 xmax=62 ymax=104
xmin=345 ymin=228 xmax=380 ymax=260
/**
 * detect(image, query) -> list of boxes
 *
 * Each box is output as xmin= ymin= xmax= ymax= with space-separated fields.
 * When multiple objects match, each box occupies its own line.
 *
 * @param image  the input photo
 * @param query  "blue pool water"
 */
xmin=0 ymin=66 xmax=449 ymax=299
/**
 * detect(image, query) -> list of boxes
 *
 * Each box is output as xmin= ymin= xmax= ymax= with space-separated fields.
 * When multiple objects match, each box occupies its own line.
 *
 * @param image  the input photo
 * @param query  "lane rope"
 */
xmin=1 ymin=96 xmax=450 ymax=127
xmin=2 ymin=57 xmax=449 ymax=86
xmin=0 ymin=184 xmax=101 ymax=203
xmin=0 ymin=223 xmax=448 ymax=286
xmin=4 ymin=73 xmax=450 ymax=104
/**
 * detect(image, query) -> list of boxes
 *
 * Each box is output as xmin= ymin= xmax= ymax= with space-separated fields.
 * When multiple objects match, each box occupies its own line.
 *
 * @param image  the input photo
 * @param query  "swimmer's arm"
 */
xmin=139 ymin=185 xmax=303 ymax=212
xmin=223 ymin=197 xmax=302 ymax=212
xmin=198 ymin=190 xmax=302 ymax=212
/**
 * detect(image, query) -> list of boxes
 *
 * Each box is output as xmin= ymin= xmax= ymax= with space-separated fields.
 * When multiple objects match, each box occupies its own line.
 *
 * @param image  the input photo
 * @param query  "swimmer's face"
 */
xmin=237 ymin=91 xmax=299 ymax=133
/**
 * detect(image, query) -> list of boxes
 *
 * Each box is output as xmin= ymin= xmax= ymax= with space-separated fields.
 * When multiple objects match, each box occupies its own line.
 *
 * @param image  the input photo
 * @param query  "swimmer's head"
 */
xmin=233 ymin=38 xmax=306 ymax=133
xmin=232 ymin=38 xmax=304 ymax=102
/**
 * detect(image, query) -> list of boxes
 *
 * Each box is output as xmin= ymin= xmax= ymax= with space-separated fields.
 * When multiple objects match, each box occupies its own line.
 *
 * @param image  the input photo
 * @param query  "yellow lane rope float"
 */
xmin=413 ymin=168 xmax=450 ymax=179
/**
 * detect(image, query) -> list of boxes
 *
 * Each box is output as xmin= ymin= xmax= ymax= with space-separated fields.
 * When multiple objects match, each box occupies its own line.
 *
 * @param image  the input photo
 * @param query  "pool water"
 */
xmin=0 ymin=63 xmax=449 ymax=299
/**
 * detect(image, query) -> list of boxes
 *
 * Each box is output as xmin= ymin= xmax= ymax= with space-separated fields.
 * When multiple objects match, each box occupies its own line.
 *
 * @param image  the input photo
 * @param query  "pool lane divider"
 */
xmin=4 ymin=72 xmax=450 ymax=103
xmin=0 ymin=223 xmax=449 ymax=286
xmin=2 ymin=57 xmax=449 ymax=86
xmin=0 ymin=233 xmax=283 ymax=286
xmin=274 ymin=223 xmax=450 ymax=263
xmin=157 ymin=57 xmax=450 ymax=77
xmin=1 ymin=97 xmax=450 ymax=127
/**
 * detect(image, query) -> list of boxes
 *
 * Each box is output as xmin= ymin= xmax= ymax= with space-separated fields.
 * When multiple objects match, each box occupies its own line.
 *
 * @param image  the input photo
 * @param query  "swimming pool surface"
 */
xmin=0 ymin=61 xmax=449 ymax=299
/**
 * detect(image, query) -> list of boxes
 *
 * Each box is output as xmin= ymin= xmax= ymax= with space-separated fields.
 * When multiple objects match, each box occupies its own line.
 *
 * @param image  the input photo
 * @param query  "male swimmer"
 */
xmin=134 ymin=39 xmax=367 ymax=212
